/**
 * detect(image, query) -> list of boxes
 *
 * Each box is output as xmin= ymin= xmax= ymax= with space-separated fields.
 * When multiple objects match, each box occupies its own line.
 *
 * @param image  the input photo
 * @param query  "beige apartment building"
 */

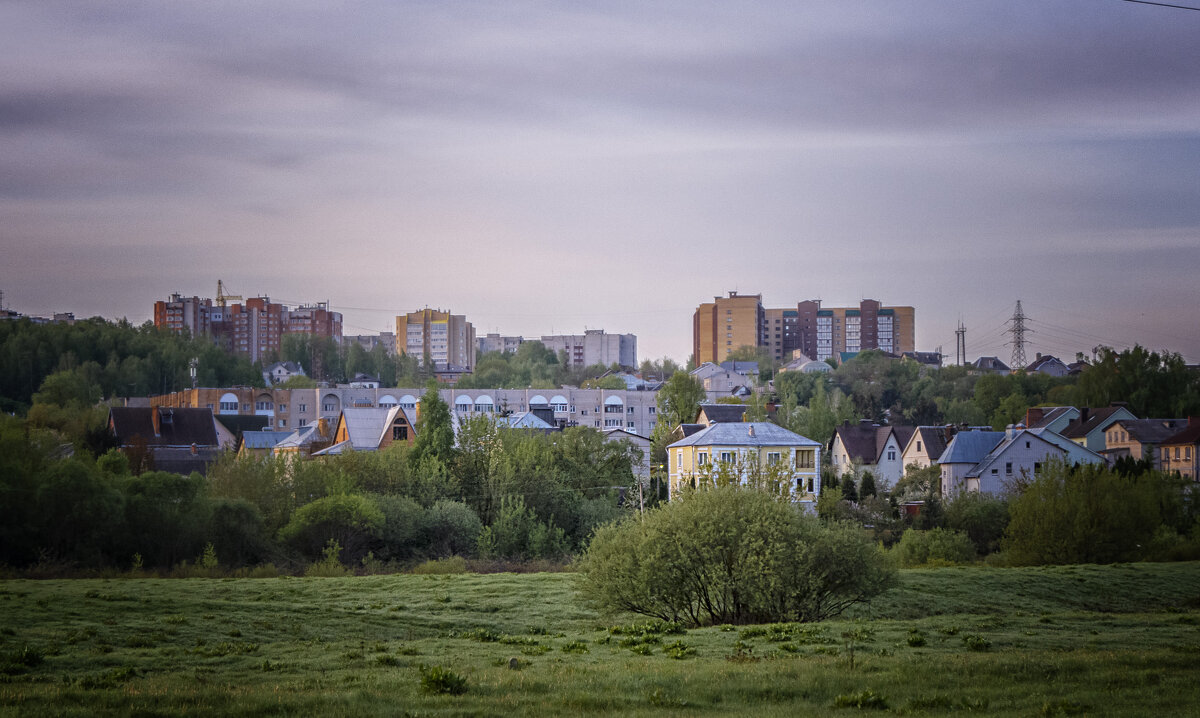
xmin=395 ymin=308 xmax=476 ymax=372
xmin=695 ymin=292 xmax=915 ymax=364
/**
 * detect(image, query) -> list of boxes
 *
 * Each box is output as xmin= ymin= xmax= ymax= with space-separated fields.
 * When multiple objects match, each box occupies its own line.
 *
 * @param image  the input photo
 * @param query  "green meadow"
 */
xmin=2 ymin=562 xmax=1199 ymax=717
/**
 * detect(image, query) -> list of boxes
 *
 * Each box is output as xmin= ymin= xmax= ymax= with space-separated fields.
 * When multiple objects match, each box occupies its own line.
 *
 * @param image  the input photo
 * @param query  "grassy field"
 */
xmin=2 ymin=562 xmax=1199 ymax=716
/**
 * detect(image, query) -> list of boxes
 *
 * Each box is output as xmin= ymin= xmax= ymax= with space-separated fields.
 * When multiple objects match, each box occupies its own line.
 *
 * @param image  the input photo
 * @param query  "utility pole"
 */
xmin=1006 ymin=300 xmax=1030 ymax=371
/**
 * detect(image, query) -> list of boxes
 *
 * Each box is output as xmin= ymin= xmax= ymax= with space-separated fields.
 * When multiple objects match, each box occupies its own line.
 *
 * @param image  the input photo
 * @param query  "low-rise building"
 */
xmin=829 ymin=421 xmax=915 ymax=489
xmin=1102 ymin=418 xmax=1187 ymax=469
xmin=667 ymin=422 xmax=822 ymax=508
xmin=1160 ymin=418 xmax=1200 ymax=481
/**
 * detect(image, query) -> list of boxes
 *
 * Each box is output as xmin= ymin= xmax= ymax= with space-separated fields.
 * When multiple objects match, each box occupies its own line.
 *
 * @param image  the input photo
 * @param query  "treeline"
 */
xmin=0 ymin=389 xmax=643 ymax=573
xmin=770 ymin=346 xmax=1200 ymax=448
xmin=0 ymin=317 xmax=260 ymax=413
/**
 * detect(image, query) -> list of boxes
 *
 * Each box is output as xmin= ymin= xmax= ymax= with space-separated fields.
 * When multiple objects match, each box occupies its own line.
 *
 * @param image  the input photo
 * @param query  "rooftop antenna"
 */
xmin=1005 ymin=300 xmax=1030 ymax=370
xmin=955 ymin=320 xmax=967 ymax=366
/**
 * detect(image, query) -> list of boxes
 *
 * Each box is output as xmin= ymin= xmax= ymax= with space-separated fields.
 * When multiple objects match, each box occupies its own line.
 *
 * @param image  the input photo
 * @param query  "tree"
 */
xmin=579 ymin=486 xmax=896 ymax=626
xmin=410 ymin=382 xmax=455 ymax=467
xmin=656 ymin=371 xmax=705 ymax=431
xmin=278 ymin=493 xmax=385 ymax=563
xmin=1002 ymin=461 xmax=1164 ymax=565
xmin=944 ymin=491 xmax=1010 ymax=556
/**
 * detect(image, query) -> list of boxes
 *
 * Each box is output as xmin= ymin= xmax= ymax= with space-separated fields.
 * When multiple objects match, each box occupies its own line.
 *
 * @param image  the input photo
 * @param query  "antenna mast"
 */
xmin=955 ymin=321 xmax=967 ymax=366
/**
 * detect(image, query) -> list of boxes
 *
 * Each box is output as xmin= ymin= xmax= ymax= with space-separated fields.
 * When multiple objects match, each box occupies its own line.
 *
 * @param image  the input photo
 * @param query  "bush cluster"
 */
xmin=579 ymin=486 xmax=896 ymax=626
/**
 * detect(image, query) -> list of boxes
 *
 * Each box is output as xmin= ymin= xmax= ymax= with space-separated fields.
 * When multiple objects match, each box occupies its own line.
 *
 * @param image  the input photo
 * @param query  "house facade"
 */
xmin=1160 ymin=419 xmax=1200 ymax=481
xmin=667 ymin=422 xmax=822 ymax=508
xmin=829 ymin=421 xmax=915 ymax=488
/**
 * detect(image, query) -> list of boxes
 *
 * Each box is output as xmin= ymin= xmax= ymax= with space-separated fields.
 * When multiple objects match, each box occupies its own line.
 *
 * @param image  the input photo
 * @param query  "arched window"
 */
xmin=219 ymin=392 xmax=239 ymax=414
xmin=550 ymin=395 xmax=568 ymax=412
xmin=455 ymin=395 xmax=473 ymax=413
xmin=474 ymin=394 xmax=494 ymax=413
xmin=399 ymin=394 xmax=418 ymax=409
xmin=379 ymin=394 xmax=398 ymax=408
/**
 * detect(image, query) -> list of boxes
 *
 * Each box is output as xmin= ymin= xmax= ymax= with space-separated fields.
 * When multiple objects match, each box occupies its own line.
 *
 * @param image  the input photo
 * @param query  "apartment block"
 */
xmin=395 ymin=308 xmax=476 ymax=372
xmin=540 ymin=330 xmax=637 ymax=368
xmin=695 ymin=292 xmax=915 ymax=364
xmin=153 ymin=294 xmax=214 ymax=336
xmin=477 ymin=333 xmax=525 ymax=354
xmin=693 ymin=292 xmax=766 ymax=365
xmin=153 ymin=292 xmax=344 ymax=363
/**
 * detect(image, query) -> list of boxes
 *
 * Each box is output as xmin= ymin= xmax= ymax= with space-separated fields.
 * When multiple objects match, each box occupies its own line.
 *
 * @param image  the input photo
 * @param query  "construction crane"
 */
xmin=216 ymin=280 xmax=242 ymax=309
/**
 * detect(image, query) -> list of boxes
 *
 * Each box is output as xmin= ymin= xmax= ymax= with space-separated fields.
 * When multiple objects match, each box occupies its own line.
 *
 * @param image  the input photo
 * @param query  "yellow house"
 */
xmin=313 ymin=406 xmax=417 ymax=455
xmin=1160 ymin=418 xmax=1200 ymax=481
xmin=667 ymin=422 xmax=821 ymax=509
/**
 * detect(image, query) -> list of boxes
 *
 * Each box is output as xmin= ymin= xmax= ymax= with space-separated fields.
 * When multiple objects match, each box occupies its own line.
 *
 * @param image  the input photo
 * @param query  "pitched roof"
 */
xmin=972 ymin=356 xmax=1011 ymax=372
xmin=718 ymin=360 xmax=759 ymax=375
xmin=1023 ymin=406 xmax=1076 ymax=429
xmin=213 ymin=414 xmax=271 ymax=438
xmin=907 ymin=426 xmax=954 ymax=462
xmin=696 ymin=403 xmax=747 ymax=425
xmin=109 ymin=407 xmax=218 ymax=447
xmin=937 ymin=431 xmax=1005 ymax=464
xmin=1060 ymin=406 xmax=1135 ymax=440
xmin=833 ymin=422 xmax=915 ymax=464
xmin=241 ymin=431 xmax=294 ymax=450
xmin=1162 ymin=420 xmax=1200 ymax=446
xmin=1026 ymin=354 xmax=1068 ymax=372
xmin=337 ymin=406 xmax=416 ymax=450
xmin=273 ymin=420 xmax=335 ymax=450
xmin=1115 ymin=418 xmax=1188 ymax=445
xmin=668 ymin=422 xmax=820 ymax=449
xmin=967 ymin=430 xmax=1064 ymax=478
xmin=499 ymin=412 xmax=555 ymax=430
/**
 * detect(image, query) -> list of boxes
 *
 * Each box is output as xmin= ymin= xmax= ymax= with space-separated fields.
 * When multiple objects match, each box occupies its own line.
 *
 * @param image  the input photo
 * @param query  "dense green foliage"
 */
xmin=891 ymin=527 xmax=977 ymax=567
xmin=1003 ymin=461 xmax=1200 ymax=565
xmin=0 ymin=409 xmax=641 ymax=571
xmin=580 ymin=487 xmax=896 ymax=625
xmin=0 ymin=317 xmax=261 ymax=413
xmin=3 ymin=564 xmax=1200 ymax=716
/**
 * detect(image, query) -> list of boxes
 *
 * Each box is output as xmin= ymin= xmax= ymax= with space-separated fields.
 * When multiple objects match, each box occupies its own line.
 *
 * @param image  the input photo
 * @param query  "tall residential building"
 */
xmin=540 ymin=330 xmax=637 ymax=368
xmin=225 ymin=297 xmax=285 ymax=363
xmin=155 ymin=292 xmax=344 ymax=363
xmin=693 ymin=292 xmax=766 ymax=365
xmin=395 ymin=308 xmax=476 ymax=372
xmin=153 ymin=294 xmax=214 ymax=336
xmin=694 ymin=293 xmax=915 ymax=364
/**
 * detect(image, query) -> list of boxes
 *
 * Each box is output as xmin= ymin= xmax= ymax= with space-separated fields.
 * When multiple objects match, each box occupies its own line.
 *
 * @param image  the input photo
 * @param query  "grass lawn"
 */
xmin=2 ymin=562 xmax=1199 ymax=716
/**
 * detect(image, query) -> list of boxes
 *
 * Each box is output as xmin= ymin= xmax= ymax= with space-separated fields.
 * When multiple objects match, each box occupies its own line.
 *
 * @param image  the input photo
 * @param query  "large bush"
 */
xmin=1003 ymin=462 xmax=1174 ymax=565
xmin=892 ymin=528 xmax=976 ymax=567
xmin=578 ymin=486 xmax=896 ymax=626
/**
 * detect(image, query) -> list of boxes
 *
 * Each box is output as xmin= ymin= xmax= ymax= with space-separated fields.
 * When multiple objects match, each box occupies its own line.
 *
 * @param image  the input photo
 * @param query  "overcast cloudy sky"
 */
xmin=3 ymin=1 xmax=1198 ymax=364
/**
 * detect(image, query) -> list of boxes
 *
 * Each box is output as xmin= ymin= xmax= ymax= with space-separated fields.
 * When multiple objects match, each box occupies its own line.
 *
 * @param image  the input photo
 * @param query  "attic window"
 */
xmin=1025 ymin=441 xmax=1030 ymax=449
xmin=917 ymin=441 xmax=922 ymax=452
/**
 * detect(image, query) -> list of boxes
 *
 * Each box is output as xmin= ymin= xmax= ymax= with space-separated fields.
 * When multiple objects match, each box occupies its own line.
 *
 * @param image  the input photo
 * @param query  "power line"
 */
xmin=1122 ymin=0 xmax=1200 ymax=10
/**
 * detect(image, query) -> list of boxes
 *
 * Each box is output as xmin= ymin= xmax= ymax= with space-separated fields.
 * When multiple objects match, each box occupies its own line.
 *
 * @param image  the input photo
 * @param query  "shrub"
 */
xmin=410 ymin=556 xmax=467 ymax=574
xmin=945 ymin=491 xmax=1010 ymax=556
xmin=578 ymin=486 xmax=896 ymax=626
xmin=418 ymin=664 xmax=467 ymax=695
xmin=892 ymin=528 xmax=976 ymax=567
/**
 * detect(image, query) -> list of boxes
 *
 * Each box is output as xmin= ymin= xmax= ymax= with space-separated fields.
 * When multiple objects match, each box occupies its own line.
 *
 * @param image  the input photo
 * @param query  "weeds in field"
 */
xmin=418 ymin=664 xmax=467 ymax=695
xmin=832 ymin=689 xmax=888 ymax=710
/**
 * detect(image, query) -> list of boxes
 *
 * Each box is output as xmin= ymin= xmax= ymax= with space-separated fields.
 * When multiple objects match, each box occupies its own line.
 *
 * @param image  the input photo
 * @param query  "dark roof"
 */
xmin=972 ymin=356 xmax=1011 ymax=372
xmin=833 ymin=422 xmax=915 ymax=464
xmin=150 ymin=447 xmax=223 ymax=476
xmin=696 ymin=403 xmax=747 ymax=425
xmin=109 ymin=407 xmax=218 ymax=447
xmin=1162 ymin=420 xmax=1200 ymax=446
xmin=1024 ymin=406 xmax=1075 ymax=429
xmin=902 ymin=351 xmax=943 ymax=367
xmin=678 ymin=424 xmax=705 ymax=438
xmin=910 ymin=426 xmax=954 ymax=461
xmin=719 ymin=361 xmax=759 ymax=374
xmin=214 ymin=414 xmax=271 ymax=439
xmin=1061 ymin=406 xmax=1134 ymax=440
xmin=1026 ymin=354 xmax=1067 ymax=372
xmin=1117 ymin=418 xmax=1188 ymax=445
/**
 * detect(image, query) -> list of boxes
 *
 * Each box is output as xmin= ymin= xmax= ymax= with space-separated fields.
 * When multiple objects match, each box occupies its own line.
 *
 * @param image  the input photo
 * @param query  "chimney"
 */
xmin=1005 ymin=424 xmax=1016 ymax=440
xmin=1026 ymin=407 xmax=1044 ymax=427
xmin=748 ymin=425 xmax=755 ymax=437
xmin=1079 ymin=408 xmax=1090 ymax=425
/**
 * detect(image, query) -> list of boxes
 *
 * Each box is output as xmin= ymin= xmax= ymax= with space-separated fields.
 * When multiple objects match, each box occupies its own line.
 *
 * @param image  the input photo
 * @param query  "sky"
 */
xmin=3 ymin=1 xmax=1199 ymax=365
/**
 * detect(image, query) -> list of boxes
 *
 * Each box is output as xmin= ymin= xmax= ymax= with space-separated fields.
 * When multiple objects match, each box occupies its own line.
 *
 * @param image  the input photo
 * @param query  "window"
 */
xmin=298 ymin=403 xmax=307 ymax=413
xmin=807 ymin=477 xmax=814 ymax=493
xmin=242 ymin=403 xmax=250 ymax=411
xmin=767 ymin=452 xmax=781 ymax=465
xmin=278 ymin=403 xmax=287 ymax=412
xmin=991 ymin=468 xmax=998 ymax=475
xmin=916 ymin=441 xmax=922 ymax=452
xmin=393 ymin=425 xmax=408 ymax=441
xmin=627 ymin=406 xmax=635 ymax=414
xmin=219 ymin=400 xmax=238 ymax=412
xmin=255 ymin=401 xmax=272 ymax=411
xmin=720 ymin=451 xmax=734 ymax=463
xmin=1187 ymin=447 xmax=1192 ymax=460
xmin=298 ymin=418 xmax=307 ymax=427
xmin=887 ymin=449 xmax=896 ymax=461
xmin=323 ymin=402 xmax=335 ymax=412
xmin=1176 ymin=447 xmax=1181 ymax=459
xmin=628 ymin=421 xmax=635 ymax=428
xmin=648 ymin=407 xmax=655 ymax=414
xmin=1034 ymin=462 xmax=1042 ymax=474
xmin=1025 ymin=441 xmax=1031 ymax=449
xmin=698 ymin=452 xmax=708 ymax=466
xmin=278 ymin=419 xmax=287 ymax=428
xmin=795 ymin=450 xmax=815 ymax=469
xmin=1005 ymin=462 xmax=1013 ymax=475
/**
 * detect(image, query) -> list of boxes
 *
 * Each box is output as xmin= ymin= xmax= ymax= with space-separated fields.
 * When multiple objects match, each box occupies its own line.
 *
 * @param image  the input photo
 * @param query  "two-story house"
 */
xmin=667 ymin=422 xmax=822 ymax=509
xmin=829 ymin=421 xmax=915 ymax=489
